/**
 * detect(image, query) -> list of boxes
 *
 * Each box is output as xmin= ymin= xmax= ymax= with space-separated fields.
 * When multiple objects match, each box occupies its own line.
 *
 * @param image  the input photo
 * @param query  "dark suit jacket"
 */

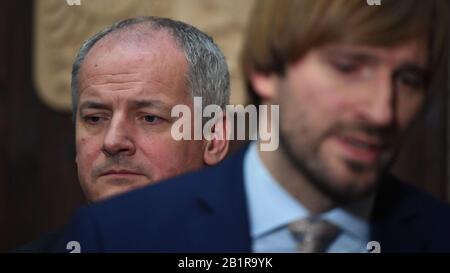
xmin=40 ymin=146 xmax=450 ymax=252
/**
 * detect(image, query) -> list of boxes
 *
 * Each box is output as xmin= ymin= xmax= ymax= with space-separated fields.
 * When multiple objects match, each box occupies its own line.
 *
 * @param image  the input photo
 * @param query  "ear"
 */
xmin=249 ymin=69 xmax=279 ymax=102
xmin=203 ymin=115 xmax=229 ymax=165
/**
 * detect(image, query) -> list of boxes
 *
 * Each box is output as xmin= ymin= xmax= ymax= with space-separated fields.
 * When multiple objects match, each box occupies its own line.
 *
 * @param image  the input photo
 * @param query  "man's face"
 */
xmin=75 ymin=32 xmax=206 ymax=201
xmin=273 ymin=40 xmax=428 ymax=201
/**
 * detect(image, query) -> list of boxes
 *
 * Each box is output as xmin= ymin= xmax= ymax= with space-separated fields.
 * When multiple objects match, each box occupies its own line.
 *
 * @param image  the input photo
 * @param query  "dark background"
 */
xmin=0 ymin=1 xmax=448 ymax=252
xmin=0 ymin=1 xmax=85 ymax=252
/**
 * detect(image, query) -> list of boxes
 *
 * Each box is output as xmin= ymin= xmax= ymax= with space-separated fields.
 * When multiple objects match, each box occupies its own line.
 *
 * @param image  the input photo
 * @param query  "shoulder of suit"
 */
xmin=75 ymin=144 xmax=249 ymax=222
xmin=382 ymin=174 xmax=450 ymax=226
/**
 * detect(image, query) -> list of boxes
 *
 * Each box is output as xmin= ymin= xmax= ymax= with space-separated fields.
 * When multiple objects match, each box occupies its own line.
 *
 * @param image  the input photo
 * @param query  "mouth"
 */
xmin=100 ymin=169 xmax=143 ymax=177
xmin=334 ymin=135 xmax=388 ymax=165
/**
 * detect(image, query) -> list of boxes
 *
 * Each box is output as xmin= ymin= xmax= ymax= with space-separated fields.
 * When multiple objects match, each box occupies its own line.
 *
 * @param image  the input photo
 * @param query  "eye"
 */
xmin=331 ymin=58 xmax=360 ymax=75
xmin=142 ymin=115 xmax=163 ymax=124
xmin=83 ymin=115 xmax=105 ymax=125
xmin=396 ymin=72 xmax=425 ymax=90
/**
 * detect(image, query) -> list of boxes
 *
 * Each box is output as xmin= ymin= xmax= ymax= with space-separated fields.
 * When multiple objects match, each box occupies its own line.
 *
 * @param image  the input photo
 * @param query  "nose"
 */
xmin=358 ymin=73 xmax=396 ymax=128
xmin=101 ymin=115 xmax=136 ymax=157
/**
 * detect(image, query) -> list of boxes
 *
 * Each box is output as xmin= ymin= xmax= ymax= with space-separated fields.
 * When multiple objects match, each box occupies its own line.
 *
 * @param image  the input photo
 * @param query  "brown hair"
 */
xmin=241 ymin=0 xmax=449 ymax=105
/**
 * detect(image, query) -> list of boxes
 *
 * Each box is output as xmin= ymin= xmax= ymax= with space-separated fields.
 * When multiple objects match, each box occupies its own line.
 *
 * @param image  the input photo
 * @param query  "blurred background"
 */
xmin=0 ymin=0 xmax=448 ymax=252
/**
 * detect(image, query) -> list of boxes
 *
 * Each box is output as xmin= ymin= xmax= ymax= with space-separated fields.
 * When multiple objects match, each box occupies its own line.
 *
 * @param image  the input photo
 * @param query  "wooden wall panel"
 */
xmin=0 ymin=1 xmax=85 ymax=252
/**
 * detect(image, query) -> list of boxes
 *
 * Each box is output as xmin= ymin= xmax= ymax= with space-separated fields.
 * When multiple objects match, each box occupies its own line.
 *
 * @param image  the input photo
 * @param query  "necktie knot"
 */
xmin=288 ymin=217 xmax=340 ymax=253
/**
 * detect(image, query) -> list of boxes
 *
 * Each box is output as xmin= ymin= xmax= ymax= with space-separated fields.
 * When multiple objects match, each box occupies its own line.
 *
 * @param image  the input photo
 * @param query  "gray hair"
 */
xmin=71 ymin=16 xmax=230 ymax=120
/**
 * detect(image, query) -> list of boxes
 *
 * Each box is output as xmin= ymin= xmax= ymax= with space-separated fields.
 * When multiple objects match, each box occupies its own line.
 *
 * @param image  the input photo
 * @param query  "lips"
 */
xmin=335 ymin=135 xmax=388 ymax=164
xmin=100 ymin=169 xmax=143 ymax=177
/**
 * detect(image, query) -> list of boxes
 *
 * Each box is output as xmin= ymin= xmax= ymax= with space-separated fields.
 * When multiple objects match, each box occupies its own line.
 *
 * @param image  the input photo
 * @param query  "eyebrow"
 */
xmin=323 ymin=48 xmax=380 ymax=64
xmin=396 ymin=63 xmax=429 ymax=74
xmin=324 ymin=48 xmax=429 ymax=71
xmin=78 ymin=99 xmax=172 ymax=113
xmin=78 ymin=101 xmax=110 ymax=112
xmin=127 ymin=99 xmax=172 ymax=112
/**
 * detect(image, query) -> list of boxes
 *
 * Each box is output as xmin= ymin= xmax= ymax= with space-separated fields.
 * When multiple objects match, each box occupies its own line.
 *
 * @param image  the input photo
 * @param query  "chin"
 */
xmin=309 ymin=159 xmax=376 ymax=203
xmin=85 ymin=186 xmax=127 ymax=202
xmin=91 ymin=188 xmax=126 ymax=202
xmin=330 ymin=154 xmax=383 ymax=193
xmin=326 ymin=171 xmax=380 ymax=203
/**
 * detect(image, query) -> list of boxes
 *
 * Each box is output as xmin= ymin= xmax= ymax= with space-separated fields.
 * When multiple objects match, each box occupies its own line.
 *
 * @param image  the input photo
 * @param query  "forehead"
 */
xmin=77 ymin=29 xmax=190 ymax=104
xmin=81 ymin=29 xmax=186 ymax=78
xmin=317 ymin=39 xmax=429 ymax=67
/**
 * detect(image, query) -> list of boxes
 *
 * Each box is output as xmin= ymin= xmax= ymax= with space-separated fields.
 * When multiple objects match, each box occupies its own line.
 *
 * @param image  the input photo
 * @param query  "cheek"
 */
xmin=76 ymin=136 xmax=102 ymax=171
xmin=285 ymin=76 xmax=352 ymax=133
xmin=288 ymin=59 xmax=352 ymax=110
xmin=397 ymin=93 xmax=424 ymax=129
xmin=137 ymin=135 xmax=204 ymax=177
xmin=318 ymin=90 xmax=353 ymax=117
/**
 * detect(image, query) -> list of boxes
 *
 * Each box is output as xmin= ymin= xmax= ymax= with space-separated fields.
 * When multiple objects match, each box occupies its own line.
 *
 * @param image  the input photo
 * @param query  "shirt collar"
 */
xmin=243 ymin=142 xmax=375 ymax=241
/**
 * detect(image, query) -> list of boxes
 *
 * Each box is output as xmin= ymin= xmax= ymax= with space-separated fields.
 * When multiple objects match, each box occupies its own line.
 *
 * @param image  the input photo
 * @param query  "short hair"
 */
xmin=71 ymin=16 xmax=230 ymax=119
xmin=241 ymin=0 xmax=449 ymax=105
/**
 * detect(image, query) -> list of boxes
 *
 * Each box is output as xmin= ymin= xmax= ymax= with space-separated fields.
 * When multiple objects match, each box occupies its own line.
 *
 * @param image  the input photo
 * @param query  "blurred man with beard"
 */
xmin=49 ymin=0 xmax=450 ymax=252
xmin=239 ymin=0 xmax=449 ymax=252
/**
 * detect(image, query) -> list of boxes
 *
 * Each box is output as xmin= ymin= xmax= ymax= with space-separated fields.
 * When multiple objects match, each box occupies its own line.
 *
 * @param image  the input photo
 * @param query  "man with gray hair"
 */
xmin=17 ymin=16 xmax=230 ymax=252
xmin=72 ymin=16 xmax=230 ymax=202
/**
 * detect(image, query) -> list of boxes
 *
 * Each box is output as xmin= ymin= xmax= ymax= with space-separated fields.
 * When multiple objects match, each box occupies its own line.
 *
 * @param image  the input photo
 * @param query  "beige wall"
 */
xmin=34 ymin=0 xmax=255 ymax=111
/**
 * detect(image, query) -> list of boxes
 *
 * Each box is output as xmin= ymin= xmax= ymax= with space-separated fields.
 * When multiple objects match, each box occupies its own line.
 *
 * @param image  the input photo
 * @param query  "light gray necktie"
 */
xmin=288 ymin=217 xmax=340 ymax=253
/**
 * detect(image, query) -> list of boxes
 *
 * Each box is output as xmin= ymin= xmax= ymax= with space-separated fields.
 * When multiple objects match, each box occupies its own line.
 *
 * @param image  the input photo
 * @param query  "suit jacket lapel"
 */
xmin=370 ymin=174 xmax=425 ymax=252
xmin=187 ymin=146 xmax=252 ymax=252
xmin=172 ymin=147 xmax=430 ymax=252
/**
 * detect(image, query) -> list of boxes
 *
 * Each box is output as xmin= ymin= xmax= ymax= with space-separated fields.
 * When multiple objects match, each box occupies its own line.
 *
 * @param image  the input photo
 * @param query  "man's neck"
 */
xmin=257 ymin=142 xmax=336 ymax=214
